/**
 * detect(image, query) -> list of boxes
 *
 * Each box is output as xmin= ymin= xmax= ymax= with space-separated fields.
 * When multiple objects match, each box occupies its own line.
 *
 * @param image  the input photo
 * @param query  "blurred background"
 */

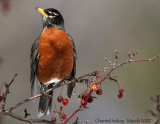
xmin=0 ymin=0 xmax=160 ymax=123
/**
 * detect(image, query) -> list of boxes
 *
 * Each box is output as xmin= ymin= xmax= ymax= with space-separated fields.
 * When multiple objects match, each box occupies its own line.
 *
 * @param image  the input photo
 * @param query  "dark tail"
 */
xmin=38 ymin=84 xmax=53 ymax=117
xmin=67 ymin=81 xmax=75 ymax=98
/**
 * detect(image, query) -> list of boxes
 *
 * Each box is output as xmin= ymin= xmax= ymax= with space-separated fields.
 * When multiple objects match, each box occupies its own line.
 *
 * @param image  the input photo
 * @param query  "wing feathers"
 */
xmin=67 ymin=34 xmax=77 ymax=98
xmin=30 ymin=38 xmax=39 ymax=97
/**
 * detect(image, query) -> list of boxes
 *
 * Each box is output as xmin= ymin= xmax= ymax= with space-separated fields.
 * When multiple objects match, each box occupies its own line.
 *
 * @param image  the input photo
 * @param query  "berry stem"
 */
xmin=53 ymin=99 xmax=58 ymax=115
xmin=60 ymin=83 xmax=64 ymax=96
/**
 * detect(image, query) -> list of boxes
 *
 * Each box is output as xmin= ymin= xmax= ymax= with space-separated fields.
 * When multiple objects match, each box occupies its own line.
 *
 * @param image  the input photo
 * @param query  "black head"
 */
xmin=36 ymin=8 xmax=64 ymax=30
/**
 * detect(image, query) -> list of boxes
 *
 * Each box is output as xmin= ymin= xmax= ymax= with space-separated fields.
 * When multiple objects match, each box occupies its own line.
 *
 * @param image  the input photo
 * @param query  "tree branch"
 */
xmin=0 ymin=52 xmax=159 ymax=124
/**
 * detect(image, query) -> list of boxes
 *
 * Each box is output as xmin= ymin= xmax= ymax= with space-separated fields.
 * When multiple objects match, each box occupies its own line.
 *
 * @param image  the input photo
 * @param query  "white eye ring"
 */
xmin=54 ymin=13 xmax=59 ymax=16
xmin=49 ymin=16 xmax=55 ymax=18
xmin=48 ymin=11 xmax=52 ymax=14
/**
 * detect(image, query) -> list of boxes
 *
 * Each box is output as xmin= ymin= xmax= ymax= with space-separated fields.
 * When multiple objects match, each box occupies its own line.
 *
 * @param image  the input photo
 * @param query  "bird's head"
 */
xmin=36 ymin=8 xmax=64 ymax=30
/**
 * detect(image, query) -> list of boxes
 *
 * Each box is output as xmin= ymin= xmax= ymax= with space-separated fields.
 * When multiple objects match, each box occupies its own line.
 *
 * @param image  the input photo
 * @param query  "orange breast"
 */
xmin=37 ymin=28 xmax=74 ymax=83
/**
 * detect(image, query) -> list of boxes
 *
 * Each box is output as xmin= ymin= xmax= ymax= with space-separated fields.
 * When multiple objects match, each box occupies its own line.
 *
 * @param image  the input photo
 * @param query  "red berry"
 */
xmin=87 ymin=96 xmax=93 ymax=103
xmin=0 ymin=96 xmax=2 ymax=102
xmin=52 ymin=118 xmax=56 ymax=122
xmin=158 ymin=106 xmax=160 ymax=111
xmin=62 ymin=99 xmax=69 ymax=105
xmin=81 ymin=100 xmax=87 ymax=107
xmin=61 ymin=113 xmax=66 ymax=119
xmin=82 ymin=93 xmax=88 ymax=100
xmin=118 ymin=93 xmax=123 ymax=99
xmin=96 ymin=89 xmax=102 ymax=95
xmin=57 ymin=96 xmax=63 ymax=102
xmin=119 ymin=89 xmax=124 ymax=94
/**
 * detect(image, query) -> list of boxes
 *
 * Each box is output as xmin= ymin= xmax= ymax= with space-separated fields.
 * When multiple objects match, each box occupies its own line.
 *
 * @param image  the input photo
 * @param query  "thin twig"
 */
xmin=63 ymin=106 xmax=81 ymax=124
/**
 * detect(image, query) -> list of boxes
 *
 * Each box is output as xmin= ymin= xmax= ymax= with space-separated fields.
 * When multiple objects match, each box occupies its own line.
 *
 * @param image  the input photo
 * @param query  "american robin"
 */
xmin=30 ymin=7 xmax=76 ymax=117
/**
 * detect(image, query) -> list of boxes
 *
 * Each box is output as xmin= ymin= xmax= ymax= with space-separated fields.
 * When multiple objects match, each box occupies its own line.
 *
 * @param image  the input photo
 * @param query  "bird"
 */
xmin=30 ymin=7 xmax=76 ymax=117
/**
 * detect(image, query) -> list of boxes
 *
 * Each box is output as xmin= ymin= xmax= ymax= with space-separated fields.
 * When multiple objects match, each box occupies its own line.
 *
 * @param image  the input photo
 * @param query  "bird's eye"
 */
xmin=45 ymin=11 xmax=52 ymax=15
xmin=48 ymin=11 xmax=53 ymax=14
xmin=44 ymin=10 xmax=59 ymax=17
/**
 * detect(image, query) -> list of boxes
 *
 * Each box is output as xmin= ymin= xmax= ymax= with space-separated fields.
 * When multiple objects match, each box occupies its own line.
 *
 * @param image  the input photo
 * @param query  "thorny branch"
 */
xmin=0 ymin=51 xmax=160 ymax=124
xmin=149 ymin=95 xmax=160 ymax=124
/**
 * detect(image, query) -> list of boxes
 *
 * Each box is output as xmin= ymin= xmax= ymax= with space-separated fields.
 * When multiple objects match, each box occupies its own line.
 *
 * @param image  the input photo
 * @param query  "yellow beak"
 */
xmin=36 ymin=8 xmax=48 ymax=17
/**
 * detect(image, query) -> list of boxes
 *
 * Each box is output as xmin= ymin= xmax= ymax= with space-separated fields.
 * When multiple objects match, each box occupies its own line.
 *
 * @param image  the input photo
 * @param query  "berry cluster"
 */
xmin=55 ymin=72 xmax=123 ymax=122
xmin=57 ymin=96 xmax=69 ymax=120
xmin=80 ymin=86 xmax=103 ymax=107
xmin=54 ymin=85 xmax=103 ymax=122
xmin=118 ymin=89 xmax=124 ymax=99
xmin=57 ymin=96 xmax=69 ymax=106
